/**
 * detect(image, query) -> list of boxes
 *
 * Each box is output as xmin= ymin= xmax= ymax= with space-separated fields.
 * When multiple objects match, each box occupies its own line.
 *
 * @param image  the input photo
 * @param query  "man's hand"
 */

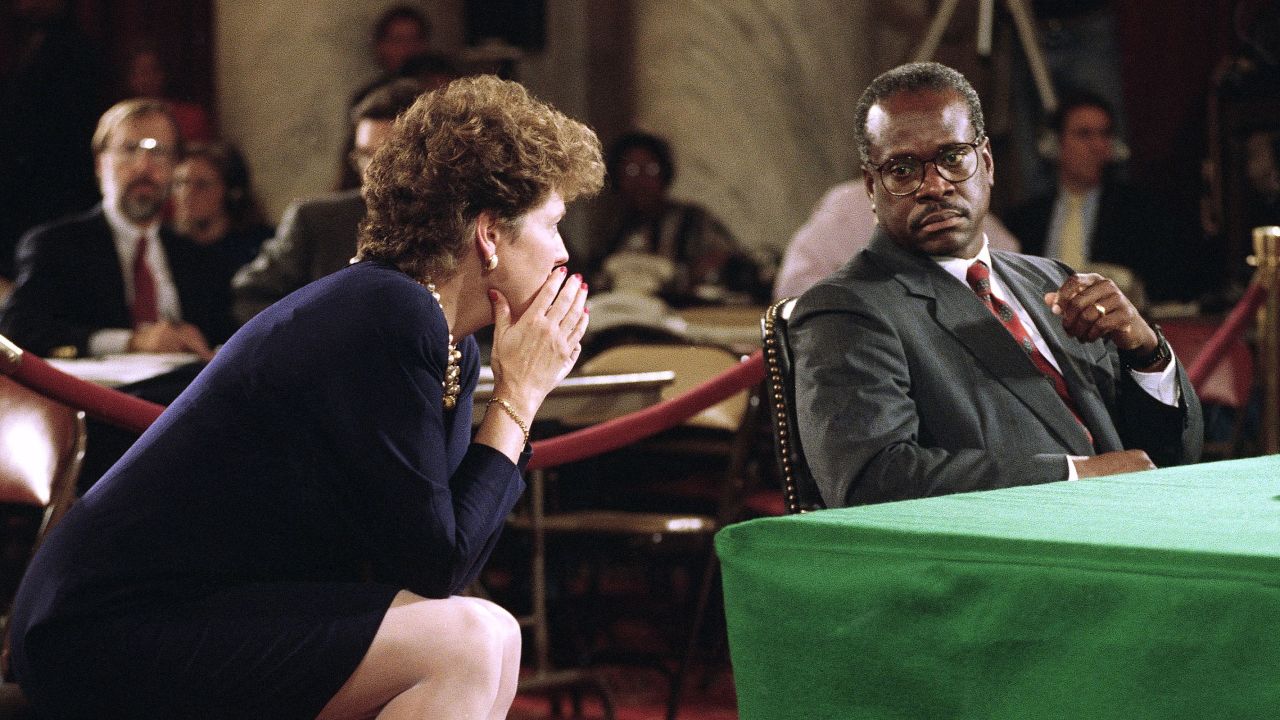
xmin=1072 ymin=449 xmax=1156 ymax=478
xmin=1044 ymin=273 xmax=1165 ymax=369
xmin=128 ymin=321 xmax=214 ymax=361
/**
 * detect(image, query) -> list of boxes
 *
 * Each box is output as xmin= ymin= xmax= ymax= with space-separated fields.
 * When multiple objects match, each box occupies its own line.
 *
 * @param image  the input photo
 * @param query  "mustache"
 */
xmin=910 ymin=202 xmax=968 ymax=232
xmin=126 ymin=179 xmax=162 ymax=194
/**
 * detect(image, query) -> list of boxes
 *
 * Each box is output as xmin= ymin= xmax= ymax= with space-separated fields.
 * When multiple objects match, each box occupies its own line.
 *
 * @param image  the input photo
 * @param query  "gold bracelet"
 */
xmin=487 ymin=398 xmax=530 ymax=446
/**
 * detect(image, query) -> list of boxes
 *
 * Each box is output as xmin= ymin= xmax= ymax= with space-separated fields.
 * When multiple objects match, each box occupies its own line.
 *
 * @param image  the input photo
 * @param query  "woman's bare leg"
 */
xmin=316 ymin=591 xmax=521 ymax=720
xmin=472 ymin=596 xmax=522 ymax=719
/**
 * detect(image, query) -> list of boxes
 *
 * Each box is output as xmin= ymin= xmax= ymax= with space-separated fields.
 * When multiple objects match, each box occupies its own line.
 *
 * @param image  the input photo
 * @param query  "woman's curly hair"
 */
xmin=358 ymin=75 xmax=605 ymax=282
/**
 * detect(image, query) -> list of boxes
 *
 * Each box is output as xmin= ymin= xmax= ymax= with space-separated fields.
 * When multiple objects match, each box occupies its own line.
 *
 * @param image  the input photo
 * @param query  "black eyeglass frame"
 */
xmin=865 ymin=133 xmax=987 ymax=197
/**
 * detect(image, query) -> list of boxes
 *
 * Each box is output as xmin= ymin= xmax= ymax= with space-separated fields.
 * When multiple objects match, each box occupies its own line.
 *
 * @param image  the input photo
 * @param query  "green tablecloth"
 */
xmin=716 ymin=456 xmax=1280 ymax=719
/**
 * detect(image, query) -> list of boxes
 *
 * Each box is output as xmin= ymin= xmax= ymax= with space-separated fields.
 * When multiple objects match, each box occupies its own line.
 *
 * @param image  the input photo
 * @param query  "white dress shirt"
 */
xmin=92 ymin=202 xmax=184 ymax=355
xmin=933 ymin=236 xmax=1178 ymax=479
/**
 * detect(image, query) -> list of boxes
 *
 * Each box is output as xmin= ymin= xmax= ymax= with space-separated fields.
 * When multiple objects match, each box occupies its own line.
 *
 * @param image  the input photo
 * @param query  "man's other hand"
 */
xmin=128 ymin=321 xmax=214 ymax=361
xmin=1072 ymin=449 xmax=1156 ymax=479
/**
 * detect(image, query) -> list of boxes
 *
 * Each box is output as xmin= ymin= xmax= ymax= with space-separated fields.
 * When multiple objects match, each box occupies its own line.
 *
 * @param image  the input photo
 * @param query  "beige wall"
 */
xmin=217 ymin=0 xmax=975 ymax=258
xmin=627 ymin=1 xmax=977 ymax=260
xmin=631 ymin=0 xmax=877 ymax=263
xmin=216 ymin=0 xmax=463 ymax=221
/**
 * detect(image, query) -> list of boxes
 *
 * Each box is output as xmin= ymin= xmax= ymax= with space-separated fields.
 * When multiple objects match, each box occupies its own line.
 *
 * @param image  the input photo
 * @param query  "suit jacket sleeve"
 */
xmin=231 ymin=199 xmax=315 ymax=324
xmin=0 ymin=219 xmax=128 ymax=357
xmin=298 ymin=279 xmax=524 ymax=597
xmin=1107 ymin=353 xmax=1202 ymax=468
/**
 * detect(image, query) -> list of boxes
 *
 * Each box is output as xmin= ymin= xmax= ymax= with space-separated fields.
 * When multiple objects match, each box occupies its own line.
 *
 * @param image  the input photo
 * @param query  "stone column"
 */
xmin=630 ymin=0 xmax=878 ymax=259
xmin=215 ymin=1 xmax=462 ymax=220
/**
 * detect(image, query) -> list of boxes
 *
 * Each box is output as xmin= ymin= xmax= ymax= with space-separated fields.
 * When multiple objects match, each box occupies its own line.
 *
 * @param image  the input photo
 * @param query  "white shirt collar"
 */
xmin=932 ymin=233 xmax=992 ymax=287
xmin=100 ymin=197 xmax=182 ymax=327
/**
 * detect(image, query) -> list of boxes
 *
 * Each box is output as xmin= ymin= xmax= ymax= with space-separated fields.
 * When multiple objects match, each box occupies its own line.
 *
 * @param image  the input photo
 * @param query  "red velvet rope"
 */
xmin=1187 ymin=282 xmax=1268 ymax=389
xmin=4 ymin=274 xmax=1265 ymax=473
xmin=3 ymin=351 xmax=164 ymax=434
xmin=528 ymin=351 xmax=764 ymax=470
xmin=1 ymin=341 xmax=764 ymax=471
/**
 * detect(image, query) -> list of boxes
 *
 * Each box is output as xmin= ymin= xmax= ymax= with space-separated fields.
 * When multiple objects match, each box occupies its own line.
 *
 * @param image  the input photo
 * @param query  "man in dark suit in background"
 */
xmin=1004 ymin=90 xmax=1201 ymax=303
xmin=0 ymin=98 xmax=220 ymax=358
xmin=231 ymin=78 xmax=424 ymax=324
xmin=1 ymin=98 xmax=230 ymax=494
xmin=791 ymin=63 xmax=1202 ymax=508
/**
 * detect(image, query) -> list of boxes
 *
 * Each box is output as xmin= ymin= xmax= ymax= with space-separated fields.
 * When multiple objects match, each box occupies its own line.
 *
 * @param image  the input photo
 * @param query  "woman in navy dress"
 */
xmin=8 ymin=75 xmax=605 ymax=719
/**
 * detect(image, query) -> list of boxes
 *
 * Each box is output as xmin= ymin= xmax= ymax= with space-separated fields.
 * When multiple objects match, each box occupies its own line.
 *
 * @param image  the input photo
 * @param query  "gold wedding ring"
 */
xmin=1094 ymin=303 xmax=1107 ymax=317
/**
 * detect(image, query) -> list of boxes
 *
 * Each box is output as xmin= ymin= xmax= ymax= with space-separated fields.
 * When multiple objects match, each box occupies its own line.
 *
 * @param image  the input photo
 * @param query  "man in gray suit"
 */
xmin=230 ymin=79 xmax=423 ymax=323
xmin=792 ymin=62 xmax=1202 ymax=508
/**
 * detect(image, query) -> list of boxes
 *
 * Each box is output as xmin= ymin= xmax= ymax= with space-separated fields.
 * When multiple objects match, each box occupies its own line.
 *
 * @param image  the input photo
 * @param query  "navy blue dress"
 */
xmin=8 ymin=260 xmax=527 ymax=719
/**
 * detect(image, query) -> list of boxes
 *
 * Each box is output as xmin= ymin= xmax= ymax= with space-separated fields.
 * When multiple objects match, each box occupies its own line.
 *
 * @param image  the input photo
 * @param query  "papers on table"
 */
xmin=47 ymin=353 xmax=201 ymax=388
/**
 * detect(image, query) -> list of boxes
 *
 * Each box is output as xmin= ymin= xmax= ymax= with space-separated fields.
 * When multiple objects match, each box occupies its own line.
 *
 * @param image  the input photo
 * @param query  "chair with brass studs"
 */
xmin=761 ymin=297 xmax=826 ymax=514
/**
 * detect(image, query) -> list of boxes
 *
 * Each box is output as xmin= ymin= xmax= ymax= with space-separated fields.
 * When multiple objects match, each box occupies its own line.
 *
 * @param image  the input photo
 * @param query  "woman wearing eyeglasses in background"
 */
xmin=588 ymin=130 xmax=768 ymax=305
xmin=8 ymin=75 xmax=604 ymax=720
xmin=170 ymin=141 xmax=273 ymax=341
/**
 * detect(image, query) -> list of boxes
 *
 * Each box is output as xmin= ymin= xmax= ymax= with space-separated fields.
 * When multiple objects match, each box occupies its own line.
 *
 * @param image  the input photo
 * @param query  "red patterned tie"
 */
xmin=131 ymin=234 xmax=158 ymax=326
xmin=966 ymin=260 xmax=1092 ymax=445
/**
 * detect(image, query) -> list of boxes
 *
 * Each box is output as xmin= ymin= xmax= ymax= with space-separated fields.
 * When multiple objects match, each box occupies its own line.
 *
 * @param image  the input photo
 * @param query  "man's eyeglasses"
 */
xmin=866 ymin=135 xmax=985 ymax=196
xmin=108 ymin=138 xmax=178 ymax=165
xmin=623 ymin=161 xmax=662 ymax=178
xmin=173 ymin=177 xmax=220 ymax=191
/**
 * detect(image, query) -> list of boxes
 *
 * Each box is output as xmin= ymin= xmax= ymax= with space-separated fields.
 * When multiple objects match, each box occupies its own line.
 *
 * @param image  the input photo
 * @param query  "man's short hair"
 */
xmin=1048 ymin=88 xmax=1116 ymax=135
xmin=374 ymin=4 xmax=431 ymax=42
xmin=351 ymin=77 xmax=425 ymax=124
xmin=91 ymin=98 xmax=181 ymax=157
xmin=852 ymin=62 xmax=985 ymax=166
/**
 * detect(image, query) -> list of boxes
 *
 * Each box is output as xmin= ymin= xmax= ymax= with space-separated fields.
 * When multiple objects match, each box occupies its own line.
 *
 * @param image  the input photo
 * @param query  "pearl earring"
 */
xmin=485 ymin=254 xmax=499 ymax=272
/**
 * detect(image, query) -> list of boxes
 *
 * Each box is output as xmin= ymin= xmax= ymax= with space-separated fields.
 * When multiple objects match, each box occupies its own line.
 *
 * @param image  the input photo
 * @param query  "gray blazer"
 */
xmin=792 ymin=230 xmax=1202 ymax=507
xmin=231 ymin=189 xmax=365 ymax=324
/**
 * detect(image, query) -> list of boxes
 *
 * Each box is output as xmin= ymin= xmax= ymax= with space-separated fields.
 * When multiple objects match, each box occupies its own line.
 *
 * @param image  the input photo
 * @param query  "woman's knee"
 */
xmin=468 ymin=598 xmax=520 ymax=641
xmin=423 ymin=597 xmax=518 ymax=682
xmin=458 ymin=597 xmax=521 ymax=658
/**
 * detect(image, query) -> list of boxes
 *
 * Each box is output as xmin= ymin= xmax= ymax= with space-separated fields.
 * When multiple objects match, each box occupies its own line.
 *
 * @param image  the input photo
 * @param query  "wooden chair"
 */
xmin=761 ymin=297 xmax=825 ymax=513
xmin=0 ymin=375 xmax=88 ymax=716
xmin=508 ymin=343 xmax=754 ymax=720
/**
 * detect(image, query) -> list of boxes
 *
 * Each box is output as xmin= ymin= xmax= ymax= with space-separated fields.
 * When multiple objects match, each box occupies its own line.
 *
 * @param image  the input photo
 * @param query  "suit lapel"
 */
xmin=88 ymin=206 xmax=130 ymax=319
xmin=866 ymin=233 xmax=1093 ymax=455
xmin=993 ymin=253 xmax=1120 ymax=453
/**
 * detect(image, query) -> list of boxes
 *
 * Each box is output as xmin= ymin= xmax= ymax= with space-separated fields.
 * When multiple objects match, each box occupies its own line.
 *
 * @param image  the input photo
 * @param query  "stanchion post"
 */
xmin=1253 ymin=226 xmax=1280 ymax=454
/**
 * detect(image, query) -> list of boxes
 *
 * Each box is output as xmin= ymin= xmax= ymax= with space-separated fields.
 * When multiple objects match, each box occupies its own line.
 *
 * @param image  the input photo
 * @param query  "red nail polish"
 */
xmin=580 ymin=282 xmax=588 ymax=290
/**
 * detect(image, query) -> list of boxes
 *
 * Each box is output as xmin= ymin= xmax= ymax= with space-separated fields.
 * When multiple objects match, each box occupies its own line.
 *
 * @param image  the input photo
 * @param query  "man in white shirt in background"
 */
xmin=1 ymin=98 xmax=218 ymax=359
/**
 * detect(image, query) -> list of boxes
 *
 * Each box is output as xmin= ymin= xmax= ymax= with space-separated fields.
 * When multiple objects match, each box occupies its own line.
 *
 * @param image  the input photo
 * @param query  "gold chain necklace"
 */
xmin=421 ymin=281 xmax=462 ymax=410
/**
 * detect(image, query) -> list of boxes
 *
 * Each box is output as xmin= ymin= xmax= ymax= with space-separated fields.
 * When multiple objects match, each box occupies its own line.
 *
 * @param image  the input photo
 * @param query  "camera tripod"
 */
xmin=914 ymin=0 xmax=1059 ymax=113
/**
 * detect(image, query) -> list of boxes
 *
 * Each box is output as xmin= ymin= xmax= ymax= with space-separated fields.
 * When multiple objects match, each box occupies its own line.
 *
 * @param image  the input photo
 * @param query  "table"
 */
xmin=716 ymin=456 xmax=1280 ymax=719
xmin=676 ymin=305 xmax=765 ymax=355
xmin=47 ymin=353 xmax=201 ymax=388
xmin=475 ymin=370 xmax=674 ymax=425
